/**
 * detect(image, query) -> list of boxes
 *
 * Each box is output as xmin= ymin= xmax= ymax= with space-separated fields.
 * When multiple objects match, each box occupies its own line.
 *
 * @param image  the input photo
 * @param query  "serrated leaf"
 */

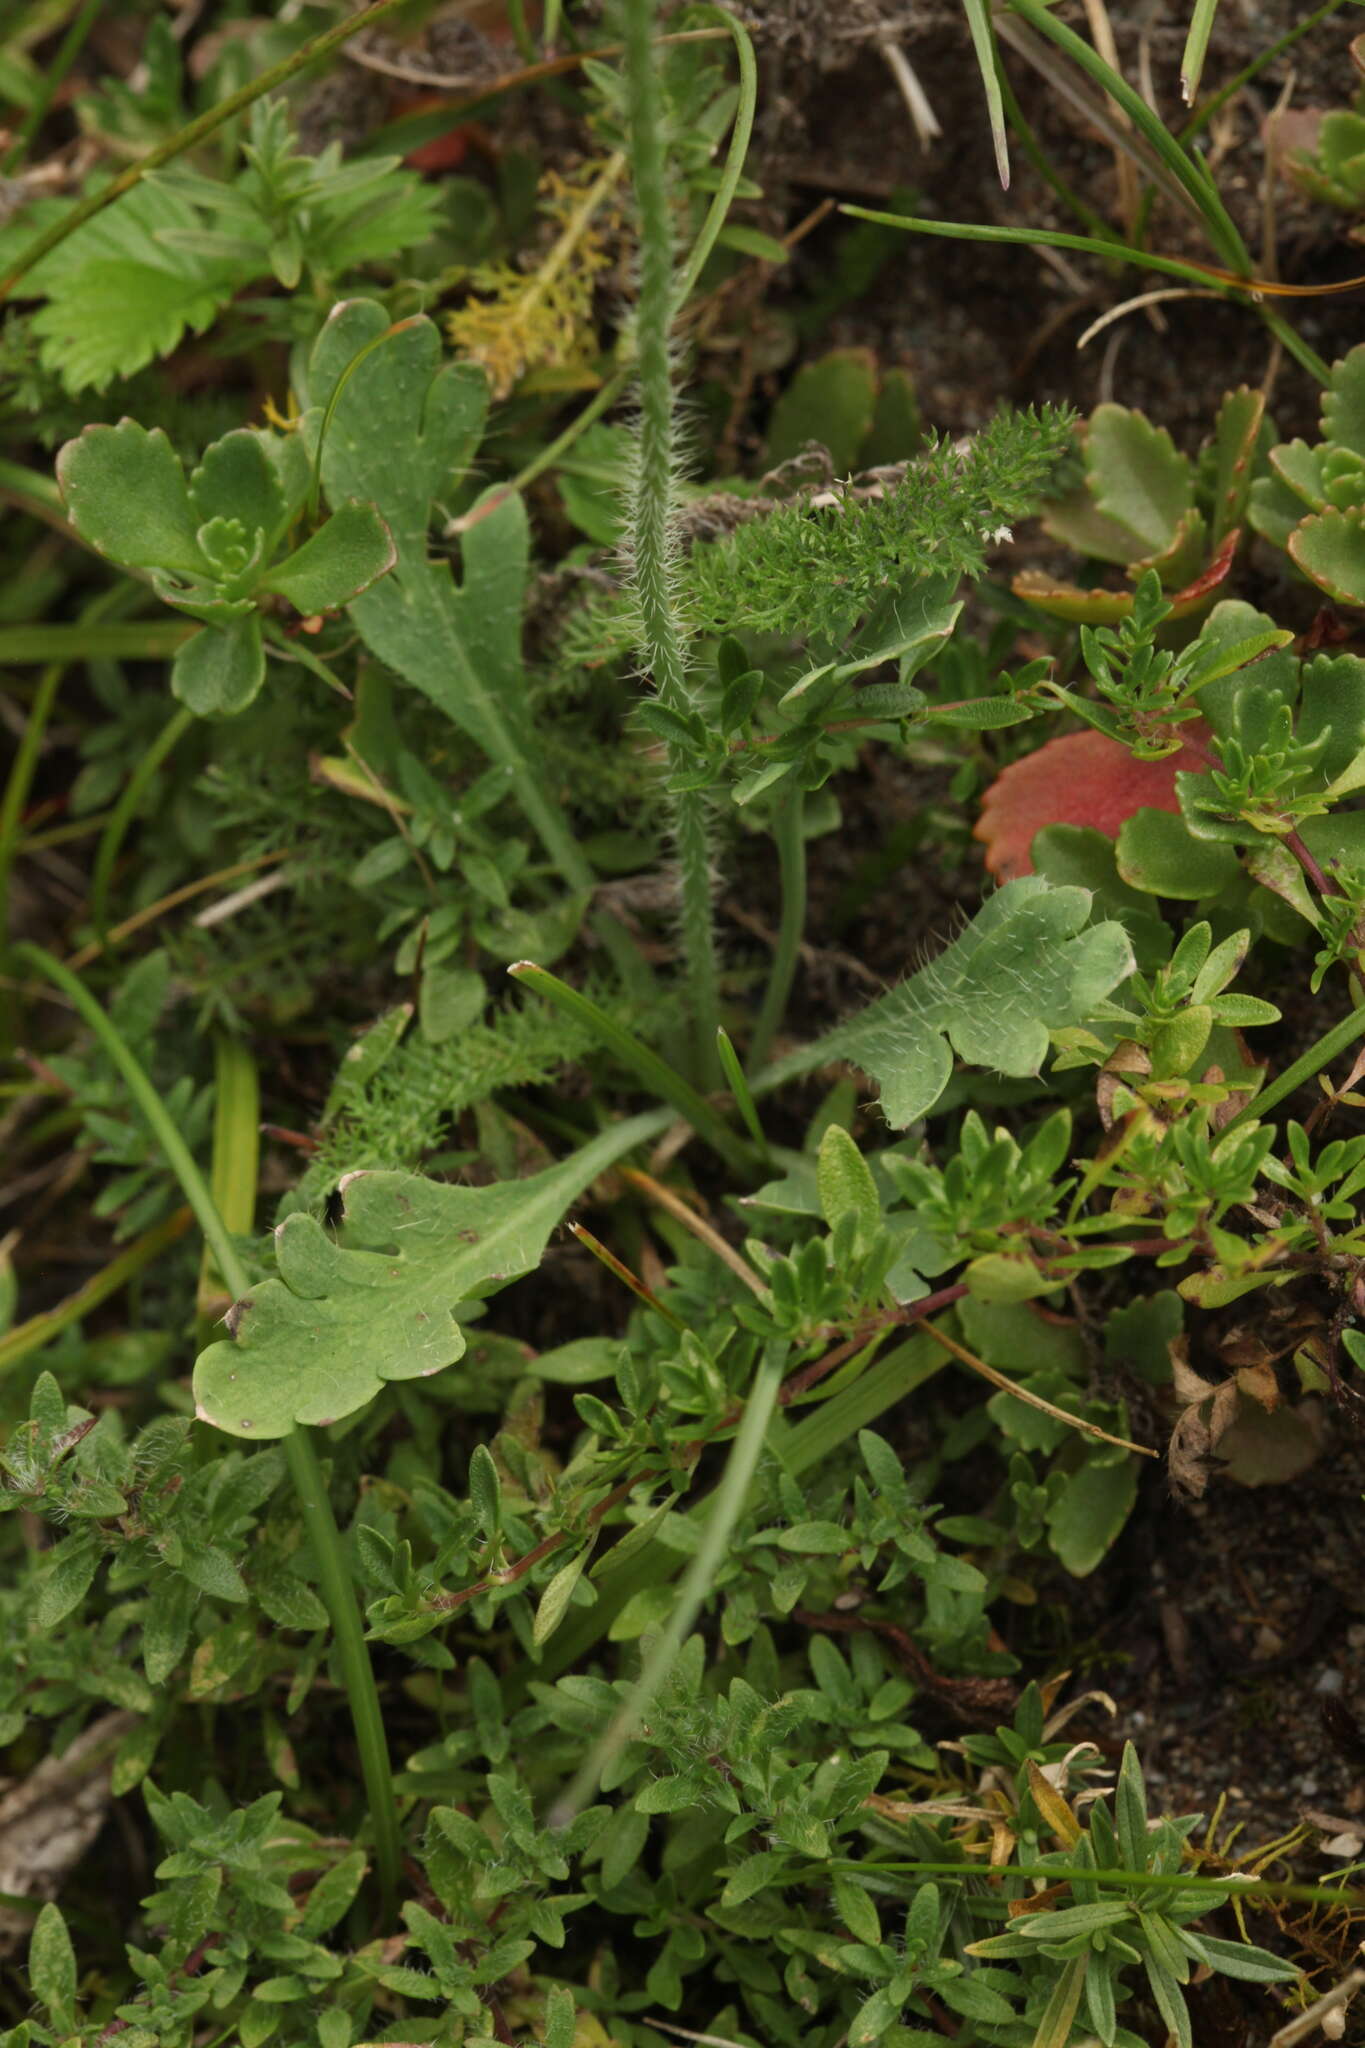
xmin=262 ymin=501 xmax=396 ymax=615
xmin=193 ymin=1112 xmax=662 ymax=1436
xmin=1322 ymin=342 xmax=1365 ymax=459
xmin=27 ymin=182 xmax=239 ymax=393
xmin=1210 ymin=386 xmax=1266 ymax=543
xmin=57 ymin=420 xmax=202 ymax=573
xmin=189 ymin=429 xmax=286 ymax=536
xmin=1270 ymin=437 xmax=1328 ymax=512
xmin=1289 ymin=508 xmax=1365 ymax=605
xmin=975 ymin=727 xmax=1202 ymax=882
xmin=1301 ymin=654 xmax=1365 ymax=789
xmin=1085 ymin=403 xmax=1192 ymax=557
xmin=764 ymin=879 xmax=1132 ymax=1127
xmin=1116 ymin=808 xmax=1239 ymax=899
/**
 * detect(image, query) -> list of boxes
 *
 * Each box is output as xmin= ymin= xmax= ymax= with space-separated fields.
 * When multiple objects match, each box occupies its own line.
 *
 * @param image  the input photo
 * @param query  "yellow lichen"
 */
xmin=444 ymin=153 xmax=626 ymax=398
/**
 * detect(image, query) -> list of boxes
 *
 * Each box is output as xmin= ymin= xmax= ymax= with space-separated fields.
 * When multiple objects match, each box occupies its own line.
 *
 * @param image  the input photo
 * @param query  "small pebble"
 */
xmin=1314 ymin=1666 xmax=1346 ymax=1697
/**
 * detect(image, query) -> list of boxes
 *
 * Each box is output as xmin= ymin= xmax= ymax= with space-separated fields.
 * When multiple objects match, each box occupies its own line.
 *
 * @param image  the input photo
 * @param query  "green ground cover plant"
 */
xmin=6 ymin=1 xmax=1365 ymax=2044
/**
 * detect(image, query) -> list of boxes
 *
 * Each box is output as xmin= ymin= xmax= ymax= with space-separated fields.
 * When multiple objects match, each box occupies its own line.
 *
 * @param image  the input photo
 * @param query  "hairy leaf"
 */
xmin=172 ymin=615 xmax=264 ymax=717
xmin=763 ymin=879 xmax=1133 ymax=1126
xmin=302 ymin=302 xmax=579 ymax=878
xmin=193 ymin=1112 xmax=663 ymax=1437
xmin=56 ymin=420 xmax=203 ymax=573
xmin=261 ymin=502 xmax=396 ymax=615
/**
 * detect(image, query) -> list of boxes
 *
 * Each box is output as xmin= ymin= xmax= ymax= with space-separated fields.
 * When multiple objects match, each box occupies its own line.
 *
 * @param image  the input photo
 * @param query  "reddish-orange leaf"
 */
xmin=975 ymin=724 xmax=1210 ymax=879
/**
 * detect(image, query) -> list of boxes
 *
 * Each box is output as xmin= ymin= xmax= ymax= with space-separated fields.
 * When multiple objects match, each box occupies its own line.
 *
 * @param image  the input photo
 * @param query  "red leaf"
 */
xmin=393 ymin=94 xmax=474 ymax=172
xmin=975 ymin=724 xmax=1211 ymax=880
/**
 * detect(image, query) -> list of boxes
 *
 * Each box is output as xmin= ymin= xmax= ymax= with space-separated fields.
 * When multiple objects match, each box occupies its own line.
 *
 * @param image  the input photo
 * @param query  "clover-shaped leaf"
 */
xmin=763 ymin=880 xmax=1133 ymax=1127
xmin=193 ymin=1112 xmax=663 ymax=1438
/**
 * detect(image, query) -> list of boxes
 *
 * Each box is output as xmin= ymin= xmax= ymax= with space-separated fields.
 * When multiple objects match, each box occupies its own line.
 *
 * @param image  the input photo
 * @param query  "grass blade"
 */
xmin=548 ymin=1339 xmax=787 ymax=1822
xmin=963 ymin=0 xmax=1010 ymax=187
xmin=1180 ymin=0 xmax=1220 ymax=105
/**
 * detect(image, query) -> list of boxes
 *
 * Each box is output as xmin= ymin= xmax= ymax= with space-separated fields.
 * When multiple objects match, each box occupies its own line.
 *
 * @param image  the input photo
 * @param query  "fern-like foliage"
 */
xmin=684 ymin=409 xmax=1077 ymax=639
xmin=290 ymin=985 xmax=656 ymax=1210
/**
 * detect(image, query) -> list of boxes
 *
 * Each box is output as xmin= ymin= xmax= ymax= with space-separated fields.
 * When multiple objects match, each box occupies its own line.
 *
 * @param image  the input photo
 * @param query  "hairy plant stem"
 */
xmin=13 ymin=942 xmax=402 ymax=1918
xmin=747 ymin=787 xmax=806 ymax=1076
xmin=444 ymin=8 xmax=757 ymax=537
xmin=622 ymin=0 xmax=721 ymax=1081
